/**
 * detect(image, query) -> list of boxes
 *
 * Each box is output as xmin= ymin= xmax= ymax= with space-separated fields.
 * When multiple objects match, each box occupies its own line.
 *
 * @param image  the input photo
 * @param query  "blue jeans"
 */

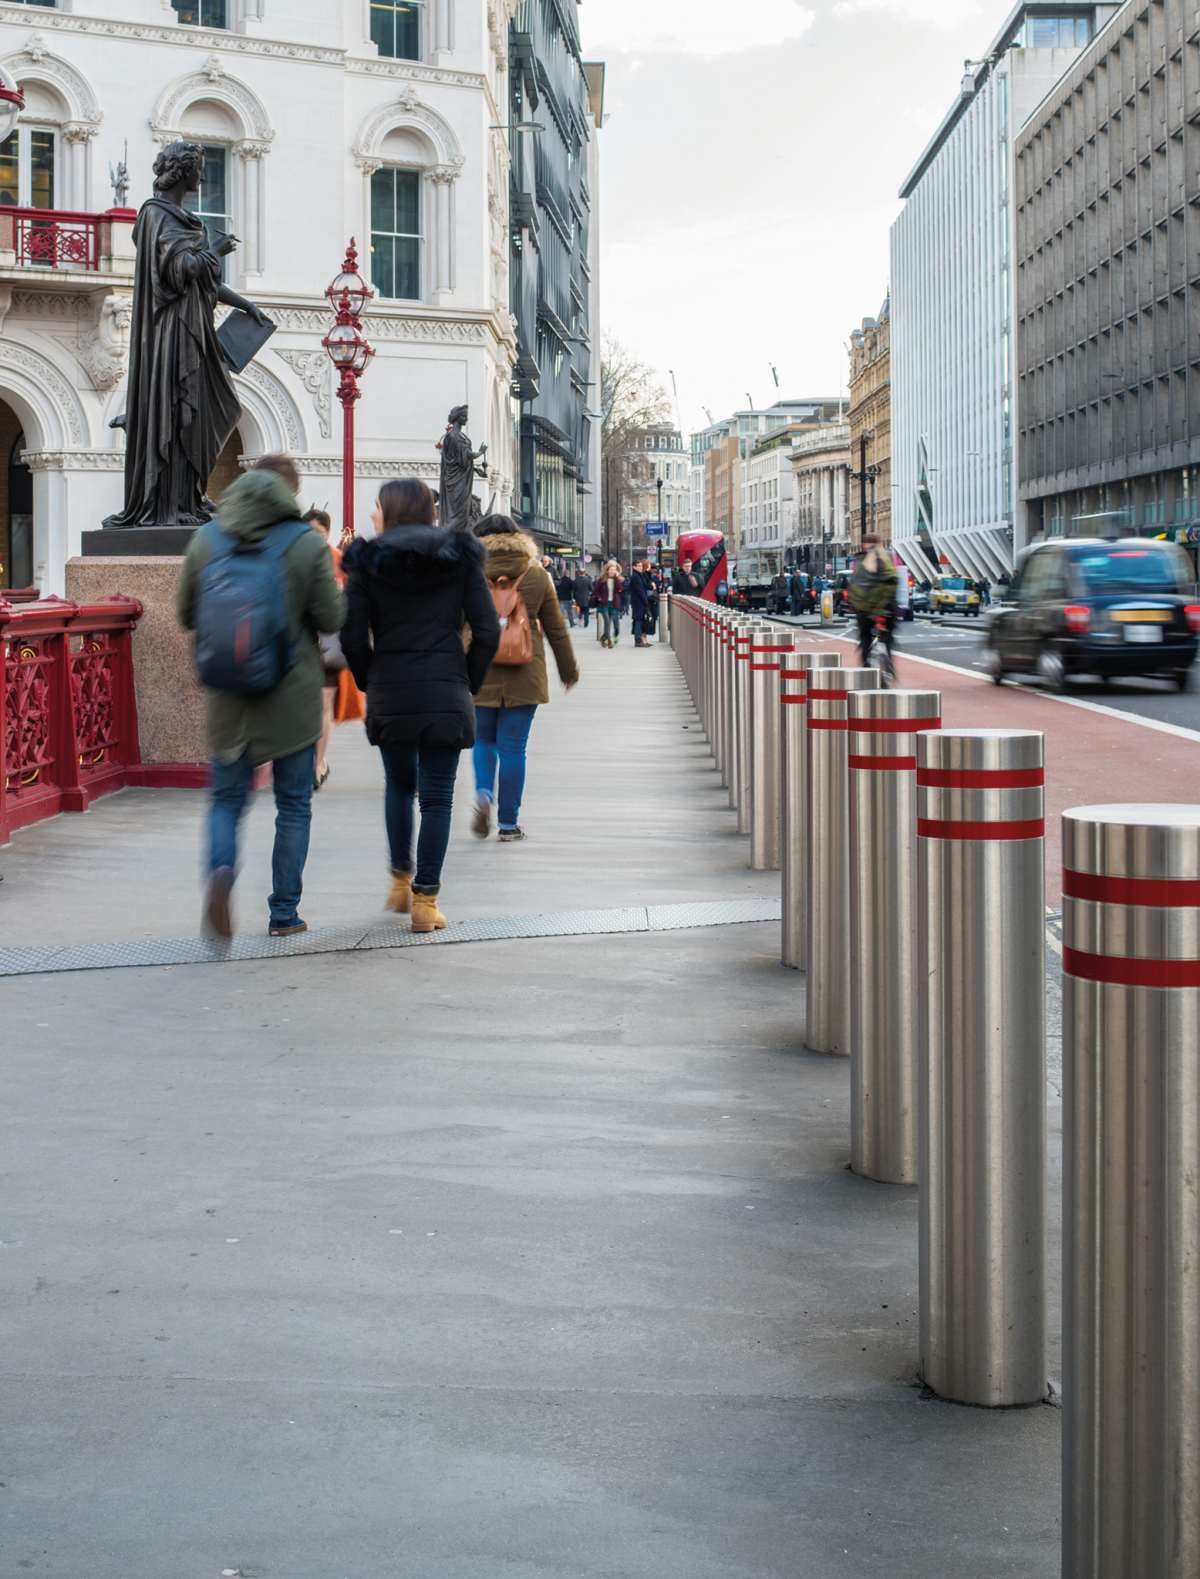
xmin=208 ymin=744 xmax=316 ymax=928
xmin=599 ymin=606 xmax=620 ymax=642
xmin=473 ymin=704 xmax=537 ymax=830
xmin=379 ymin=743 xmax=460 ymax=890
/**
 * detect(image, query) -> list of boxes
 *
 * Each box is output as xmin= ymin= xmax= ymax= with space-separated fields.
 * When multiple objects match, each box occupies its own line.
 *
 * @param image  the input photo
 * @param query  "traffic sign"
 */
xmin=646 ymin=522 xmax=670 ymax=539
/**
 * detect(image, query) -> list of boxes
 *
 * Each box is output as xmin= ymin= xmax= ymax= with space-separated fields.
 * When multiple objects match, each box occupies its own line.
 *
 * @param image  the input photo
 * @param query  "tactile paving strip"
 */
xmin=0 ymin=898 xmax=782 ymax=979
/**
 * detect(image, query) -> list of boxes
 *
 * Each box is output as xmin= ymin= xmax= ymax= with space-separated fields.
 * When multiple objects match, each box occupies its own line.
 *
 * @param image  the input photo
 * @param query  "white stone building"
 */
xmin=0 ymin=0 xmax=521 ymax=594
xmin=743 ymin=427 xmax=797 ymax=557
xmin=890 ymin=1 xmax=1120 ymax=582
xmin=790 ymin=420 xmax=850 ymax=571
xmin=619 ymin=421 xmax=688 ymax=561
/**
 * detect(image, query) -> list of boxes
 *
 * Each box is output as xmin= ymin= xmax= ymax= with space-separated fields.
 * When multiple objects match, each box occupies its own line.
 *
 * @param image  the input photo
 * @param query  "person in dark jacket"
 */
xmin=556 ymin=569 xmax=577 ymax=627
xmin=573 ymin=569 xmax=593 ymax=627
xmin=629 ymin=560 xmax=654 ymax=647
xmin=342 ymin=479 xmax=500 ymax=932
xmin=672 ymin=559 xmax=701 ymax=595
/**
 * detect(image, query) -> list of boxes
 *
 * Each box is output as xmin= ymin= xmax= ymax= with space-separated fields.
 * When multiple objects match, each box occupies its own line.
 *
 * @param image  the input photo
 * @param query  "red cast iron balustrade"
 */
xmin=0 ymin=594 xmax=144 ymax=845
xmin=11 ymin=208 xmax=100 ymax=271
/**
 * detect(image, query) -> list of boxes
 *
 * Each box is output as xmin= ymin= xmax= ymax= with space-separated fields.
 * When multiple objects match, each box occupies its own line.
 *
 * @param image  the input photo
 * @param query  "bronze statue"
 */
xmin=103 ymin=141 xmax=270 ymax=532
xmin=437 ymin=404 xmax=488 ymax=531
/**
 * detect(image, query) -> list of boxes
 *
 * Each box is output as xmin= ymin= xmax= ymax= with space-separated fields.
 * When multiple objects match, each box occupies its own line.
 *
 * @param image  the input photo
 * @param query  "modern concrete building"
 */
xmin=848 ymin=296 xmax=891 ymax=552
xmin=790 ymin=421 xmax=851 ymax=571
xmin=0 ymin=0 xmax=523 ymax=594
xmin=890 ymin=1 xmax=1121 ymax=583
xmin=1016 ymin=0 xmax=1200 ymax=557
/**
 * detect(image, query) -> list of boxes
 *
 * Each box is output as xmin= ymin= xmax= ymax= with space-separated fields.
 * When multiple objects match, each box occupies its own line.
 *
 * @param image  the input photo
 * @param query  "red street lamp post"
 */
xmin=322 ymin=239 xmax=375 ymax=548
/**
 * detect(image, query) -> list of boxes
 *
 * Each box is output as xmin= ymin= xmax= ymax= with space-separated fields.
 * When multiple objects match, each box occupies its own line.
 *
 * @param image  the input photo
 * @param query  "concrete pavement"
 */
xmin=0 ymin=632 xmax=1063 ymax=1578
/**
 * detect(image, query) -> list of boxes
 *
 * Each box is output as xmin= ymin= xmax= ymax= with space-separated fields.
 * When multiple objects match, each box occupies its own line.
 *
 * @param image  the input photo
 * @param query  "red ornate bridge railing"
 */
xmin=1 ymin=593 xmax=144 ymax=846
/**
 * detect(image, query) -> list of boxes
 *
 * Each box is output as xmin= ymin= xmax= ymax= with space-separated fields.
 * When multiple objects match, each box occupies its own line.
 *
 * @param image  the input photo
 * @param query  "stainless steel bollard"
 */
xmin=848 ymin=689 xmax=942 ymax=1184
xmin=715 ymin=609 xmax=737 ymax=787
xmin=805 ymin=666 xmax=880 ymax=1055
xmin=780 ymin=650 xmax=840 ymax=969
xmin=917 ymin=728 xmax=1046 ymax=1407
xmin=748 ymin=633 xmax=795 ymax=871
xmin=1061 ymin=805 xmax=1200 ymax=1579
xmin=725 ymin=619 xmax=749 ymax=808
xmin=735 ymin=624 xmax=771 ymax=836
xmin=659 ymin=592 xmax=671 ymax=644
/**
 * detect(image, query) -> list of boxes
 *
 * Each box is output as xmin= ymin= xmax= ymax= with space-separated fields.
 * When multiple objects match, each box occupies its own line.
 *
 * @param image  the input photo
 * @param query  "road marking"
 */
xmin=795 ymin=629 xmax=1200 ymax=745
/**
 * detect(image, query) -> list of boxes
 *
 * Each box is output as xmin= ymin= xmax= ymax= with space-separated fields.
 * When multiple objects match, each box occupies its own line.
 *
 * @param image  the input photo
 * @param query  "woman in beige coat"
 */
xmin=471 ymin=517 xmax=579 ymax=842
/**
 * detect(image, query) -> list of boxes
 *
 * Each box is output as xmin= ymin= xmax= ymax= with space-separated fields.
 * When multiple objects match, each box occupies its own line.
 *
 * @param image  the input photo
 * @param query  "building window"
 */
xmin=371 ymin=167 xmax=421 ymax=299
xmin=184 ymin=144 xmax=231 ymax=258
xmin=371 ymin=0 xmax=423 ymax=60
xmin=7 ymin=1 xmax=57 ymax=7
xmin=0 ymin=127 xmax=55 ymax=208
xmin=1021 ymin=16 xmax=1090 ymax=48
xmin=172 ymin=0 xmax=229 ymax=25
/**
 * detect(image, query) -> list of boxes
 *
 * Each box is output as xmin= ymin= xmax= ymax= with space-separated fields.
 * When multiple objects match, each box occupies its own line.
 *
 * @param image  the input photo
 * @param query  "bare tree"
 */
xmin=600 ymin=334 xmax=671 ymax=560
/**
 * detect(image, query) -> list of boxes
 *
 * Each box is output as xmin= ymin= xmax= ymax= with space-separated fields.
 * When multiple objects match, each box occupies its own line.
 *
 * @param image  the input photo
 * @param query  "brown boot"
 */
xmin=411 ymin=887 xmax=447 ymax=933
xmin=386 ymin=870 xmax=413 ymax=914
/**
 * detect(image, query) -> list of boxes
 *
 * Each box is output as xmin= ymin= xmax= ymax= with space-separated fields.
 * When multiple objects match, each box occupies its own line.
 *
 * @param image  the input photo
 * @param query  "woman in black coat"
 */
xmin=629 ymin=561 xmax=654 ymax=647
xmin=342 ymin=479 xmax=500 ymax=932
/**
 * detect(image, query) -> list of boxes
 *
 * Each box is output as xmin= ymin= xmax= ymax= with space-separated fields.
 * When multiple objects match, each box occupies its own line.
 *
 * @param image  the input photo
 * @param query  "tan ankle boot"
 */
xmin=411 ymin=888 xmax=447 ymax=933
xmin=386 ymin=870 xmax=413 ymax=914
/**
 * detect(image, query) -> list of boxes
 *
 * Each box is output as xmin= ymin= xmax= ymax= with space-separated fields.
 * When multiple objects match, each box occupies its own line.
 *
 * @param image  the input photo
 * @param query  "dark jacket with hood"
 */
xmin=341 ymin=525 xmax=500 ymax=750
xmin=177 ymin=470 xmax=345 ymax=767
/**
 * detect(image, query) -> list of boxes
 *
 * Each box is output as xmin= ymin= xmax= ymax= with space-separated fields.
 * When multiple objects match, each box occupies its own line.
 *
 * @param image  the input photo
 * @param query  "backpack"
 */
xmin=489 ymin=567 xmax=534 ymax=666
xmin=193 ymin=517 xmax=310 ymax=694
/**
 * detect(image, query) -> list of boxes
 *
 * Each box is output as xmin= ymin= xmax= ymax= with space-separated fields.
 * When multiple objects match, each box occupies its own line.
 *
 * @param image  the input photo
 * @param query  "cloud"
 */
xmin=583 ymin=0 xmax=815 ymax=57
xmin=832 ymin=0 xmax=980 ymax=25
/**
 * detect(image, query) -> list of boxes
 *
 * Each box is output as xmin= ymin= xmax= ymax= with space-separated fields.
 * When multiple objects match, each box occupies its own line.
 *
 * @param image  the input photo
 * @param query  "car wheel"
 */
xmin=1175 ymin=669 xmax=1192 ymax=692
xmin=983 ymin=645 xmax=1005 ymax=685
xmin=1037 ymin=645 xmax=1067 ymax=693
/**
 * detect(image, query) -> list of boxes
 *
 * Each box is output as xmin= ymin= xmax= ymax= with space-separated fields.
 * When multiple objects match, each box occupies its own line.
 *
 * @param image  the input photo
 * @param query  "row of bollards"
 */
xmin=669 ymin=596 xmax=1200 ymax=1579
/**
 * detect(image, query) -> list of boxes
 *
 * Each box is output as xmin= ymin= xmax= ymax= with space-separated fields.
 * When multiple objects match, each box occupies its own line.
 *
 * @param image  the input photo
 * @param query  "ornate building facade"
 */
xmin=0 ymin=0 xmax=522 ymax=593
xmin=847 ymin=297 xmax=891 ymax=552
xmin=790 ymin=421 xmax=851 ymax=571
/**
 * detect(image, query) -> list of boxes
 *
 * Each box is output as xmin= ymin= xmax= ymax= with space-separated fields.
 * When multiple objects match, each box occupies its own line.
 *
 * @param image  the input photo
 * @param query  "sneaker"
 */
xmin=204 ymin=866 xmax=235 ymax=940
xmin=497 ymin=826 xmax=527 ymax=843
xmin=269 ymin=919 xmax=308 ymax=938
xmin=472 ymin=794 xmax=493 ymax=840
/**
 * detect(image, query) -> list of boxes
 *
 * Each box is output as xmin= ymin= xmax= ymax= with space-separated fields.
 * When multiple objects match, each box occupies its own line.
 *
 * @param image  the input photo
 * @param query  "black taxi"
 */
xmin=984 ymin=538 xmax=1200 ymax=691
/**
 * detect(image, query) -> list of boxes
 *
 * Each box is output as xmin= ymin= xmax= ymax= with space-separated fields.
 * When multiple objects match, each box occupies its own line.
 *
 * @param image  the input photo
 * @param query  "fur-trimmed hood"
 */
xmin=342 ymin=525 xmax=484 ymax=588
xmin=480 ymin=530 xmax=540 ymax=583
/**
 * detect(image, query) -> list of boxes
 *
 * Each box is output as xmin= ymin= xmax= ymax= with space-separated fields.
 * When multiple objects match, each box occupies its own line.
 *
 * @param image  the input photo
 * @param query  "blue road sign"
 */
xmin=645 ymin=522 xmax=670 ymax=539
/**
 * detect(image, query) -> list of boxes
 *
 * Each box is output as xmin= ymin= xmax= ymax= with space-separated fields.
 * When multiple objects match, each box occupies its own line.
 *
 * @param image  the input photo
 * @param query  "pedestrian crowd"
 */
xmin=178 ymin=455 xmax=676 ymax=941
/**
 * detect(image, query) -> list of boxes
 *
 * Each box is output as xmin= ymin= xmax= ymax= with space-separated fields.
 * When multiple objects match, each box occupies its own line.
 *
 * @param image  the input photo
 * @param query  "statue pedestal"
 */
xmin=80 ymin=526 xmax=197 ymax=558
xmin=66 ymin=556 xmax=208 ymax=785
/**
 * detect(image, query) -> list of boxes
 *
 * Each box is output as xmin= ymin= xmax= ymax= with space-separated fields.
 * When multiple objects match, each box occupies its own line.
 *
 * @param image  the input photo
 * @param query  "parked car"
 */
xmin=984 ymin=537 xmax=1200 ymax=691
xmin=910 ymin=584 xmax=931 ymax=615
xmin=932 ymin=575 xmax=982 ymax=616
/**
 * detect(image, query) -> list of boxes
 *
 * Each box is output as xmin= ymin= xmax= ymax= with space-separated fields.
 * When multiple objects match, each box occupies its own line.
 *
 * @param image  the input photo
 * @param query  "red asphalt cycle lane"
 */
xmin=790 ymin=631 xmax=1200 ymax=907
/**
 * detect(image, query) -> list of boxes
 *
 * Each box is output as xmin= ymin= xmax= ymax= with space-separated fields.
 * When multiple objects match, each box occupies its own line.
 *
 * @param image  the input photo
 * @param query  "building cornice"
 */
xmin=0 ymin=5 xmax=490 ymax=90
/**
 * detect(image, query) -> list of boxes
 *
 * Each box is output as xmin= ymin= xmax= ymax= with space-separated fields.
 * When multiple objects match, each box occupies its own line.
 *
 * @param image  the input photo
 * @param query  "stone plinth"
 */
xmin=66 ymin=556 xmax=206 ymax=781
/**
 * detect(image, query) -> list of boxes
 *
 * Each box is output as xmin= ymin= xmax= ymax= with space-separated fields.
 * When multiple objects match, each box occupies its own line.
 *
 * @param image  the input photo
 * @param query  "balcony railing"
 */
xmin=1 ymin=593 xmax=144 ymax=845
xmin=0 ymin=206 xmax=135 ymax=275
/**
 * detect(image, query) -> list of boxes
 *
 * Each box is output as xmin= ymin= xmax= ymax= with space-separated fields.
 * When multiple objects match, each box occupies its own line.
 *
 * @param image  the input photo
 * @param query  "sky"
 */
xmin=579 ymin=0 xmax=999 ymax=435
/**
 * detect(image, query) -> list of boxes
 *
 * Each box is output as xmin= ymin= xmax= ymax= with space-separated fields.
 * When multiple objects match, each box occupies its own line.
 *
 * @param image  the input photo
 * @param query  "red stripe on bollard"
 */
xmin=750 ymin=645 xmax=794 ymax=653
xmin=850 ymin=754 xmax=918 ymax=771
xmin=780 ymin=696 xmax=809 ymax=705
xmin=917 ymin=766 xmax=1045 ymax=789
xmin=1063 ymin=869 xmax=1200 ymax=907
xmin=918 ymin=817 xmax=1045 ymax=841
xmin=1063 ymin=946 xmax=1200 ymax=989
xmin=750 ymin=662 xmax=781 ymax=671
xmin=809 ymin=688 xmax=849 ymax=701
xmin=809 ymin=718 xmax=847 ymax=731
xmin=849 ymin=717 xmax=942 ymax=733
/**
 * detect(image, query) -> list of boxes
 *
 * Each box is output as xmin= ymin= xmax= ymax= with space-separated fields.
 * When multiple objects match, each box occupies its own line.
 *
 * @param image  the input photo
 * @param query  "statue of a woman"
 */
xmin=437 ymin=404 xmax=488 ymax=532
xmin=104 ymin=141 xmax=270 ymax=531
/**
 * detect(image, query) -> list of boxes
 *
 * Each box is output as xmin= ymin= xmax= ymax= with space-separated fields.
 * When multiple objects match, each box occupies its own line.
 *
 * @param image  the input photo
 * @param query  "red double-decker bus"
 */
xmin=676 ymin=530 xmax=729 ymax=602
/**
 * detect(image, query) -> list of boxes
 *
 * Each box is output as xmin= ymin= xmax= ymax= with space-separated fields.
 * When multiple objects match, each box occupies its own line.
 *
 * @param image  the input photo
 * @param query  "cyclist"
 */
xmin=849 ymin=534 xmax=899 ymax=683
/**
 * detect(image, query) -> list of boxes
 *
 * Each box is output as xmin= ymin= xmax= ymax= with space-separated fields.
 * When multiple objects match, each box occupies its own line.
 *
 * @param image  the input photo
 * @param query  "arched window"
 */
xmin=354 ymin=94 xmax=462 ymax=303
xmin=153 ymin=66 xmax=273 ymax=279
xmin=0 ymin=80 xmax=67 ymax=212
